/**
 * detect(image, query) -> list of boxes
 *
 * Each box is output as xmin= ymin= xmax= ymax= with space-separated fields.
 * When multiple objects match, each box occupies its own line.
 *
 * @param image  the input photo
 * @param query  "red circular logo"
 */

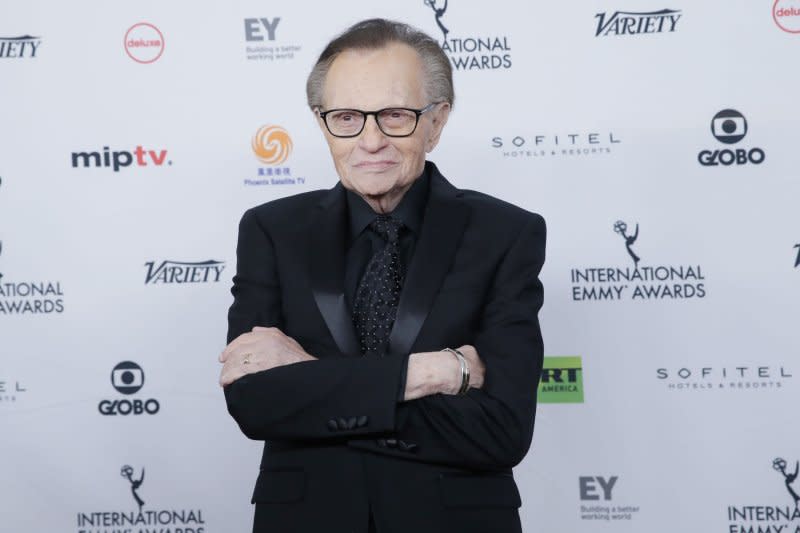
xmin=773 ymin=0 xmax=800 ymax=33
xmin=124 ymin=22 xmax=165 ymax=63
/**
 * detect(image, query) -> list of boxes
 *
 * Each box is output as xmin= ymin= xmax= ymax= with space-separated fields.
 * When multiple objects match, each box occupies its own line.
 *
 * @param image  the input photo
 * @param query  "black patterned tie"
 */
xmin=352 ymin=215 xmax=404 ymax=356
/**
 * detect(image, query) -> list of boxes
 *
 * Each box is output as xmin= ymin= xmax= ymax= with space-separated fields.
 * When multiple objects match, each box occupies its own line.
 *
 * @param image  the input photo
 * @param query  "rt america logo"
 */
xmin=71 ymin=145 xmax=172 ymax=172
xmin=97 ymin=361 xmax=160 ymax=416
xmin=144 ymin=260 xmax=225 ymax=285
xmin=698 ymin=109 xmax=766 ymax=167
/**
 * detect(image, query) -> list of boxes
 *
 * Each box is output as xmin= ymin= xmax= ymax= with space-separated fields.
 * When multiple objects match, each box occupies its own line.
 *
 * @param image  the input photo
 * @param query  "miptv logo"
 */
xmin=124 ymin=22 xmax=165 ymax=63
xmin=774 ymin=0 xmax=800 ymax=33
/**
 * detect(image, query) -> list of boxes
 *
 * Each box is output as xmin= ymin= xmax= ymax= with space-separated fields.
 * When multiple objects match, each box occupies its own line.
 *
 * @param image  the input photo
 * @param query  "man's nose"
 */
xmin=358 ymin=115 xmax=389 ymax=152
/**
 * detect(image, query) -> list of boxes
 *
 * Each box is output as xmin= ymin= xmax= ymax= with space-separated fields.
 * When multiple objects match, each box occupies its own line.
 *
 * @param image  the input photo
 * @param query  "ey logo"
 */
xmin=579 ymin=476 xmax=618 ymax=501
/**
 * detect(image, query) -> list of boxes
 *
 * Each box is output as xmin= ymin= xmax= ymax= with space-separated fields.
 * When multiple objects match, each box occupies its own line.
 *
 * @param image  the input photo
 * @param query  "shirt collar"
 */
xmin=346 ymin=165 xmax=430 ymax=241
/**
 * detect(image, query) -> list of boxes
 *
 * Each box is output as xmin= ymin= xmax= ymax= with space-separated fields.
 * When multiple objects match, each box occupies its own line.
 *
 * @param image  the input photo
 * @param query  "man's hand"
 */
xmin=219 ymin=326 xmax=316 ymax=386
xmin=404 ymin=345 xmax=486 ymax=401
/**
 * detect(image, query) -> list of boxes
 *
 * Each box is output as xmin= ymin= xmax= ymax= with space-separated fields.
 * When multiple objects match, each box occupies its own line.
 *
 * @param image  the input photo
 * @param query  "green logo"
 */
xmin=538 ymin=356 xmax=584 ymax=403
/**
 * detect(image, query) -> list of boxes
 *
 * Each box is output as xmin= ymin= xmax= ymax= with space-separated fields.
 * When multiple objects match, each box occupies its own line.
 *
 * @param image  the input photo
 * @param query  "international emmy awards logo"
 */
xmin=773 ymin=458 xmax=800 ymax=509
xmin=613 ymin=220 xmax=640 ymax=268
xmin=424 ymin=0 xmax=449 ymax=39
xmin=121 ymin=465 xmax=145 ymax=511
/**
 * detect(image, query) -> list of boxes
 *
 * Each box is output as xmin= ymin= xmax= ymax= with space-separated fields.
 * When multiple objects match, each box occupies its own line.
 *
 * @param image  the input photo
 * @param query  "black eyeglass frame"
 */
xmin=317 ymin=103 xmax=438 ymax=138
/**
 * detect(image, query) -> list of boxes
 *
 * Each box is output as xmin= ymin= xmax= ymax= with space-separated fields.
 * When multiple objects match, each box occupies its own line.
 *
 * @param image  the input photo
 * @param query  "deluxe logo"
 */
xmin=726 ymin=457 xmax=800 ymax=532
xmin=492 ymin=132 xmax=622 ymax=159
xmin=0 ymin=240 xmax=66 ymax=315
xmin=774 ymin=0 xmax=800 ymax=33
xmin=74 ymin=464 xmax=206 ymax=532
xmin=698 ymin=109 xmax=766 ymax=167
xmin=244 ymin=17 xmax=302 ymax=61
xmin=579 ymin=476 xmax=641 ymax=521
xmin=144 ymin=260 xmax=225 ymax=285
xmin=656 ymin=365 xmax=793 ymax=391
xmin=98 ymin=361 xmax=160 ymax=416
xmin=0 ymin=35 xmax=42 ymax=58
xmin=71 ymin=145 xmax=172 ymax=172
xmin=571 ymin=220 xmax=707 ymax=302
xmin=247 ymin=125 xmax=306 ymax=186
xmin=423 ymin=0 xmax=512 ymax=70
xmin=538 ymin=356 xmax=584 ymax=403
xmin=595 ymin=9 xmax=682 ymax=37
xmin=124 ymin=22 xmax=164 ymax=64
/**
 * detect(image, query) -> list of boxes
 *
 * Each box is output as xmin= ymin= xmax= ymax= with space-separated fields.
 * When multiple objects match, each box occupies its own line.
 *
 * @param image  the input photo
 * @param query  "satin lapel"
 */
xmin=309 ymin=184 xmax=361 ymax=356
xmin=386 ymin=168 xmax=469 ymax=358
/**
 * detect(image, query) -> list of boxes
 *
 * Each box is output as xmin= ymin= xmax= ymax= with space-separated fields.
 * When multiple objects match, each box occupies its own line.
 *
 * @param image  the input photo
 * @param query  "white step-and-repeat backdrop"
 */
xmin=2 ymin=1 xmax=799 ymax=532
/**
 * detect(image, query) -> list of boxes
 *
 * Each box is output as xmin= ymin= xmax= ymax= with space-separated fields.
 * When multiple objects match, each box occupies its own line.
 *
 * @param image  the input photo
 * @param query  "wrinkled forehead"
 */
xmin=322 ymin=43 xmax=427 ymax=110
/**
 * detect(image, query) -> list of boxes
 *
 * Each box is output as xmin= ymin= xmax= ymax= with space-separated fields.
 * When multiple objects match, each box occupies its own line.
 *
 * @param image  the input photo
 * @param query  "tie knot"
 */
xmin=370 ymin=215 xmax=403 ymax=243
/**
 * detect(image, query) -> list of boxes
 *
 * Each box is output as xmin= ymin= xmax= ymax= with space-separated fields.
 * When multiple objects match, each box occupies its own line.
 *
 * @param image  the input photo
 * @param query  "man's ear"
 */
xmin=426 ymin=103 xmax=451 ymax=153
xmin=312 ymin=107 xmax=328 ymax=135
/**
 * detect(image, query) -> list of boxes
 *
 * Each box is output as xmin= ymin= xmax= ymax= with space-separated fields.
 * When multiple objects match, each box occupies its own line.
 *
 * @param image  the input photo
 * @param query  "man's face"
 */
xmin=318 ymin=42 xmax=449 ymax=210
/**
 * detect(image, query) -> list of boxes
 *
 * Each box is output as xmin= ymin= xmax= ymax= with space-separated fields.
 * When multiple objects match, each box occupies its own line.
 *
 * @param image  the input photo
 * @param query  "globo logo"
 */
xmin=98 ymin=361 xmax=160 ymax=416
xmin=698 ymin=109 xmax=765 ymax=167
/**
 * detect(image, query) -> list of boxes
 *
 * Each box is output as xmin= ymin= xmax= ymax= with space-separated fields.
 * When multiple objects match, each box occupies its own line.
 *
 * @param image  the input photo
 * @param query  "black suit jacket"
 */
xmin=225 ymin=162 xmax=546 ymax=533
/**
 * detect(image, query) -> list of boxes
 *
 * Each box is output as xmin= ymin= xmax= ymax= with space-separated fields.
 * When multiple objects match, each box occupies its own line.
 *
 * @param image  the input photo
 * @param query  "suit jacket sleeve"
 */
xmin=350 ymin=214 xmax=546 ymax=470
xmin=224 ymin=208 xmax=408 ymax=441
xmin=225 ymin=206 xmax=546 ymax=472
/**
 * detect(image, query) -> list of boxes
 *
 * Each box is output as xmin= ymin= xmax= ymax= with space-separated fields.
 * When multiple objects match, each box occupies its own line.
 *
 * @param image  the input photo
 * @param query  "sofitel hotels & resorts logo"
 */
xmin=656 ymin=365 xmax=793 ymax=391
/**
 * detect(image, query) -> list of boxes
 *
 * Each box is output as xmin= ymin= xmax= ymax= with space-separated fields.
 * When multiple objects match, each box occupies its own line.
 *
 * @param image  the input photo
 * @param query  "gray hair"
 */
xmin=306 ymin=18 xmax=454 ymax=110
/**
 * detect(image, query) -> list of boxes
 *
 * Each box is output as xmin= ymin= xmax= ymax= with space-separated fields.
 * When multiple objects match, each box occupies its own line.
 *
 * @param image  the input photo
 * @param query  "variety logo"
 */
xmin=571 ymin=220 xmax=707 ymax=301
xmin=656 ymin=365 xmax=793 ymax=391
xmin=580 ymin=476 xmax=640 ymax=521
xmin=244 ymin=17 xmax=302 ymax=61
xmin=595 ymin=9 xmax=682 ymax=37
xmin=98 ymin=361 xmax=160 ymax=416
xmin=75 ymin=464 xmax=206 ymax=532
xmin=726 ymin=457 xmax=800 ymax=532
xmin=538 ymin=356 xmax=584 ymax=403
xmin=71 ymin=145 xmax=172 ymax=172
xmin=492 ymin=131 xmax=622 ymax=159
xmin=0 ymin=378 xmax=27 ymax=403
xmin=774 ymin=0 xmax=800 ymax=33
xmin=247 ymin=125 xmax=306 ymax=186
xmin=144 ymin=260 xmax=225 ymax=285
xmin=698 ymin=109 xmax=766 ymax=167
xmin=0 ymin=35 xmax=42 ymax=58
xmin=0 ymin=240 xmax=66 ymax=315
xmin=124 ymin=23 xmax=165 ymax=64
xmin=423 ymin=0 xmax=512 ymax=70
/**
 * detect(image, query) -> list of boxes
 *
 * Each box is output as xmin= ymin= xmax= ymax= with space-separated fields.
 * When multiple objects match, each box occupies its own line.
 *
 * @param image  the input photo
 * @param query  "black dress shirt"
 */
xmin=344 ymin=166 xmax=430 ymax=401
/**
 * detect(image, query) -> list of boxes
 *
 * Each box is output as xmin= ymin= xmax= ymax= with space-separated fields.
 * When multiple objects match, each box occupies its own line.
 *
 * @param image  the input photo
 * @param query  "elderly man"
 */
xmin=220 ymin=18 xmax=546 ymax=533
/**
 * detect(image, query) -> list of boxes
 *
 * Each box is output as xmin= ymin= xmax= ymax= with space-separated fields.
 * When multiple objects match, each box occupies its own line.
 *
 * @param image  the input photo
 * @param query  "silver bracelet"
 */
xmin=443 ymin=348 xmax=470 ymax=395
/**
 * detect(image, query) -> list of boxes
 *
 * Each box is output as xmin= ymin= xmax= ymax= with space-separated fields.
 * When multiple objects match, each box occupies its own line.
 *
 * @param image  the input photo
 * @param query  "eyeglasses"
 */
xmin=318 ymin=103 xmax=437 ymax=138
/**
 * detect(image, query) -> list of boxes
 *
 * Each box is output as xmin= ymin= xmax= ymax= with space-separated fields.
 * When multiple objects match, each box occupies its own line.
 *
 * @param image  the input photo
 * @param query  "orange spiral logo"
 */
xmin=252 ymin=125 xmax=293 ymax=165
